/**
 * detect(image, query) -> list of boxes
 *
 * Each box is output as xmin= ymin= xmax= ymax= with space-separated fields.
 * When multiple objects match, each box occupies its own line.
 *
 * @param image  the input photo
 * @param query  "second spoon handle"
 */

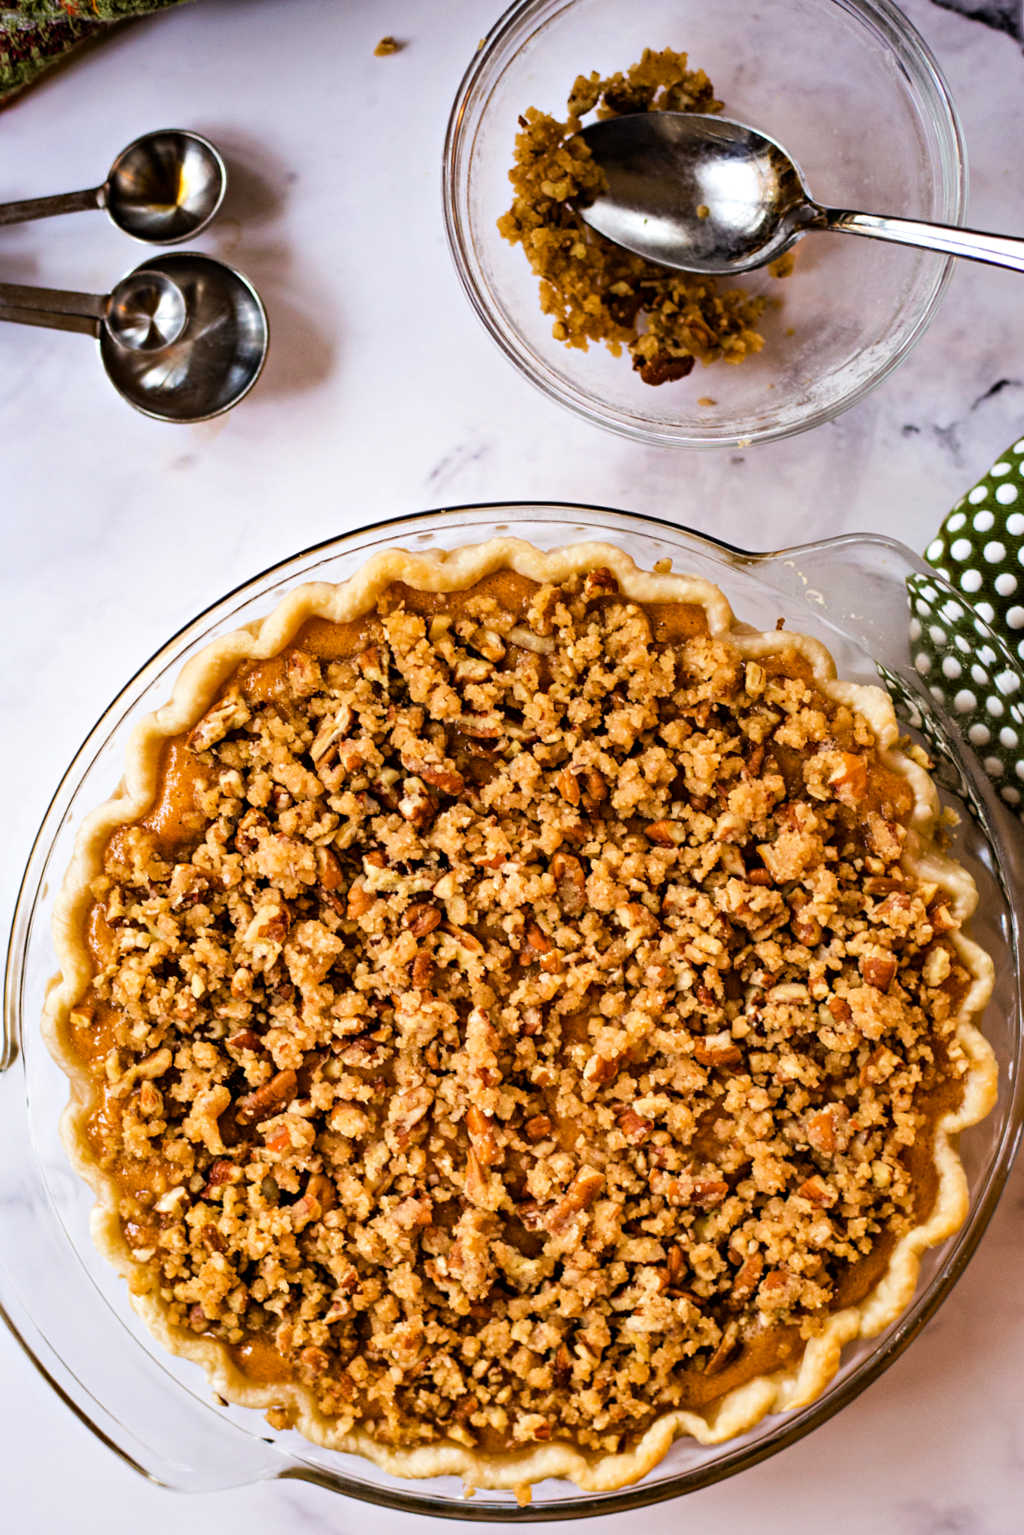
xmin=821 ymin=208 xmax=1024 ymax=274
xmin=0 ymin=305 xmax=99 ymax=336
xmin=0 ymin=280 xmax=104 ymax=333
xmin=0 ymin=186 xmax=104 ymax=228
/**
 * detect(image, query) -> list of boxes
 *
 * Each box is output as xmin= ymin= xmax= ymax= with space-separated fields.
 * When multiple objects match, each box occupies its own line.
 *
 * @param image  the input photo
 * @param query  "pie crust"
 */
xmin=44 ymin=538 xmax=997 ymax=1494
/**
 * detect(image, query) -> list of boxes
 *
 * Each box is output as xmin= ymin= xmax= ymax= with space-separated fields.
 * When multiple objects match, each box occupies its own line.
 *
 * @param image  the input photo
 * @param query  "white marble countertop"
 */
xmin=2 ymin=0 xmax=1023 ymax=1530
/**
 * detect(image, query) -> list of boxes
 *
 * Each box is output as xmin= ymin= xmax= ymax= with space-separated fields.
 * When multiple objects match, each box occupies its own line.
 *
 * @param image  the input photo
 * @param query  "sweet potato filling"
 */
xmin=70 ymin=568 xmax=971 ymax=1454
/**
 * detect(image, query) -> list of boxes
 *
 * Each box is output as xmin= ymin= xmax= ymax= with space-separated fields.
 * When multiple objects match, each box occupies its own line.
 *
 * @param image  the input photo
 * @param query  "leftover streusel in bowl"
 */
xmin=443 ymin=0 xmax=965 ymax=447
xmin=5 ymin=509 xmax=1021 ymax=1517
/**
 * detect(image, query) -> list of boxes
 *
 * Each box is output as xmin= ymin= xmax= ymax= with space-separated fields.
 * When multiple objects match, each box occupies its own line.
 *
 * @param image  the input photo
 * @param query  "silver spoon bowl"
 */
xmin=578 ymin=112 xmax=1024 ymax=276
xmin=0 ymin=130 xmax=227 ymax=244
xmin=0 ymin=254 xmax=268 ymax=421
xmin=106 ymin=270 xmax=188 ymax=351
xmin=0 ymin=268 xmax=187 ymax=351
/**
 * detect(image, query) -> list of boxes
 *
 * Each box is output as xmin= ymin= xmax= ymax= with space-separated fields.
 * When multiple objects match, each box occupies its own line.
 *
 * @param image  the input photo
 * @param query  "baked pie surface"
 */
xmin=46 ymin=539 xmax=997 ymax=1493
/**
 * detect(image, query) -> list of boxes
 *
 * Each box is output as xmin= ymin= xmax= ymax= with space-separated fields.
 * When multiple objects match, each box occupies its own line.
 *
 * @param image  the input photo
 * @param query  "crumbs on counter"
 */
xmin=374 ymin=35 xmax=405 ymax=56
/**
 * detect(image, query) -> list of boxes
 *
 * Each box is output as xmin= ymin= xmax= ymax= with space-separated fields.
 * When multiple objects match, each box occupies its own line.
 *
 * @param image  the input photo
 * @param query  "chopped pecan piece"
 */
xmin=866 ymin=813 xmax=904 ymax=863
xmin=299 ymin=1345 xmax=331 ymax=1377
xmin=411 ymin=951 xmax=435 ymax=989
xmin=874 ymin=892 xmax=913 ymax=926
xmin=235 ymin=807 xmax=269 ymax=854
xmin=285 ymin=649 xmax=322 ymax=698
xmin=583 ymin=769 xmax=607 ymax=807
xmin=758 ymin=1269 xmax=801 ymax=1312
xmin=201 ymin=1159 xmax=238 ymax=1197
xmin=466 ymin=1105 xmax=501 ymax=1168
xmin=547 ymin=1166 xmax=605 ymax=1235
xmin=616 ymin=1107 xmax=652 ymax=1143
xmin=729 ymin=1252 xmax=763 ymax=1306
xmin=263 ymin=1122 xmax=293 ymax=1155
xmin=664 ymin=1244 xmax=687 ymax=1289
xmin=636 ymin=353 xmax=695 ymax=387
xmin=405 ymin=901 xmax=442 ymax=937
xmin=553 ymin=1343 xmax=572 ymax=1386
xmin=929 ymin=900 xmax=959 ymax=934
xmin=235 ymin=1069 xmax=297 ymax=1127
xmin=693 ymin=1034 xmax=742 ymax=1069
xmin=582 ymin=567 xmax=618 ymax=598
xmin=292 ymin=1173 xmax=336 ymax=1230
xmin=388 ymin=1085 xmax=434 ymax=1149
xmin=605 ymin=288 xmax=643 ymax=328
xmin=861 ymin=952 xmax=897 ymax=991
xmin=798 ymin=1176 xmax=835 ymax=1207
xmin=703 ymin=1321 xmax=740 ymax=1375
xmin=346 ymin=881 xmax=374 ymax=919
xmin=441 ymin=920 xmax=483 ymax=954
xmin=356 ymin=643 xmax=386 ymax=680
xmin=804 ymin=1104 xmax=849 ymax=1157
xmin=551 ymin=851 xmax=586 ymax=915
xmin=524 ymin=922 xmax=553 ymax=955
xmin=464 ymin=1146 xmax=492 ymax=1207
xmin=655 ymin=1172 xmax=729 ymax=1208
xmin=860 ymin=1044 xmax=900 ymax=1087
xmin=227 ymin=1029 xmax=265 ymax=1055
xmin=518 ymin=1199 xmax=545 ymax=1232
xmin=318 ymin=847 xmax=343 ymax=891
xmin=792 ymin=910 xmax=823 ymax=946
xmin=398 ymin=777 xmax=437 ymax=828
xmin=556 ymin=768 xmax=581 ymax=806
xmin=829 ymin=752 xmax=868 ymax=805
xmin=187 ymin=690 xmax=250 ymax=752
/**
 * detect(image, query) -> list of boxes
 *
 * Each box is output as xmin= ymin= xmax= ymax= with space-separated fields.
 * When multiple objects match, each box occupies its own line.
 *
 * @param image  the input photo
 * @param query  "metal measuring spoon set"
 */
xmin=0 ymin=130 xmax=268 ymax=421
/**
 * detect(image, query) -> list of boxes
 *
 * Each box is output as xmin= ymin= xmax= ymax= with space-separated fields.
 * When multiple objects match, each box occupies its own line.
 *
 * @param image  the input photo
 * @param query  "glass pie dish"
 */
xmin=3 ymin=505 xmax=1022 ymax=1519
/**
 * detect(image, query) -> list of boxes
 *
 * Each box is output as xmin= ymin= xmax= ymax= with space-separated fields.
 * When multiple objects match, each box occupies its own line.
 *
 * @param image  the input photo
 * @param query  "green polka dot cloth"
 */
xmin=913 ymin=434 xmax=1024 ymax=813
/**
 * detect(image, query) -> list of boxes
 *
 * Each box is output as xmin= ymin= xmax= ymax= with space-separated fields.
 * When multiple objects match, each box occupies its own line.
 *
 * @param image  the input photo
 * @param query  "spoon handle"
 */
xmin=0 ymin=187 xmax=104 ymax=229
xmin=0 ymin=280 xmax=104 ymax=335
xmin=0 ymin=304 xmax=100 ymax=337
xmin=821 ymin=208 xmax=1024 ymax=274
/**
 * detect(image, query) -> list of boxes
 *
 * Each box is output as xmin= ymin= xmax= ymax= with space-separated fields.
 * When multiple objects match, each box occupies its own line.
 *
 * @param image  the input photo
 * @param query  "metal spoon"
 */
xmin=577 ymin=112 xmax=1024 ymax=277
xmin=0 ymin=268 xmax=187 ymax=351
xmin=0 ymin=129 xmax=227 ymax=244
xmin=0 ymin=254 xmax=269 ymax=421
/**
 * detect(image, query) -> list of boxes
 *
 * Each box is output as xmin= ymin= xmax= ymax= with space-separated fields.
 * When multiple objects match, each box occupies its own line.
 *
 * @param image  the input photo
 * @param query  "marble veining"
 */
xmin=1 ymin=1 xmax=1023 ymax=1532
xmin=931 ymin=0 xmax=1023 ymax=40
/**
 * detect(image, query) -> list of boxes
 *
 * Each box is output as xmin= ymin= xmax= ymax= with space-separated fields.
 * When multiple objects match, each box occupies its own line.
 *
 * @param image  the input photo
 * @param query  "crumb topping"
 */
xmin=72 ymin=568 xmax=971 ymax=1455
xmin=497 ymin=48 xmax=793 ymax=385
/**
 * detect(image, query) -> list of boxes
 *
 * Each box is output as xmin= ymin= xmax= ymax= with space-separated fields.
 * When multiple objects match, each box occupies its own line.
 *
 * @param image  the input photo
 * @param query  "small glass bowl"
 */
xmin=442 ymin=0 xmax=966 ymax=448
xmin=3 ymin=507 xmax=1022 ymax=1518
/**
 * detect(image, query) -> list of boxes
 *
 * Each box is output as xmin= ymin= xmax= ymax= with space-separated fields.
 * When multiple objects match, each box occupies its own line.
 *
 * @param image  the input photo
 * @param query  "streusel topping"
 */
xmin=72 ymin=568 xmax=971 ymax=1454
xmin=497 ymin=49 xmax=794 ymax=386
